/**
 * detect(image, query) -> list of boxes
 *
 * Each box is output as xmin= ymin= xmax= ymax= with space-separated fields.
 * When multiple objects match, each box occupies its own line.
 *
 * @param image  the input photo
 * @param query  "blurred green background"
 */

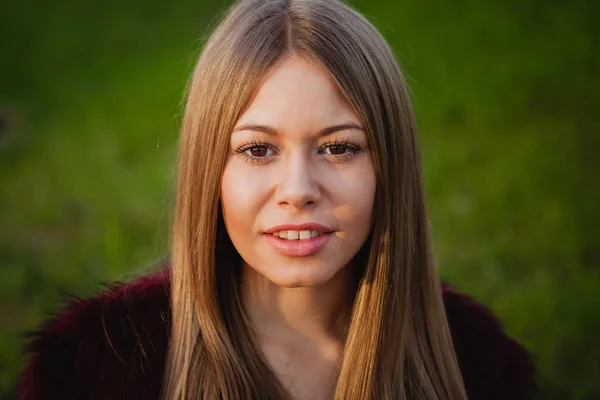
xmin=1 ymin=0 xmax=598 ymax=398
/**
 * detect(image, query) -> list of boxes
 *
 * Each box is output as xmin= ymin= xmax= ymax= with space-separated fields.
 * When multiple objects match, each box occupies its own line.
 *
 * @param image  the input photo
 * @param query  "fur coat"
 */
xmin=18 ymin=267 xmax=536 ymax=399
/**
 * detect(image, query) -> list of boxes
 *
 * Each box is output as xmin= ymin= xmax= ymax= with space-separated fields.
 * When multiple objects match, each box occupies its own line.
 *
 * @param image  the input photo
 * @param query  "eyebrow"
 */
xmin=233 ymin=122 xmax=364 ymax=136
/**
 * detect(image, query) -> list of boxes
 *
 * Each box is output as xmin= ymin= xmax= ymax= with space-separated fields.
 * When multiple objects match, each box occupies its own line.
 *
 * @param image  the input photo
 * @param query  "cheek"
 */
xmin=220 ymin=161 xmax=264 ymax=234
xmin=331 ymin=161 xmax=376 ymax=230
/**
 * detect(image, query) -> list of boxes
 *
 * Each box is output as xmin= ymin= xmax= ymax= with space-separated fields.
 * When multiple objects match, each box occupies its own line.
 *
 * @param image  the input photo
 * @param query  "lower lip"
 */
xmin=264 ymin=232 xmax=332 ymax=257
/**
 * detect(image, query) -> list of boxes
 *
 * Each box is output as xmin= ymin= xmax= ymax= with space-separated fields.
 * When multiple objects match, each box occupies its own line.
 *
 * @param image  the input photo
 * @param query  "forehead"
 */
xmin=235 ymin=56 xmax=360 ymax=130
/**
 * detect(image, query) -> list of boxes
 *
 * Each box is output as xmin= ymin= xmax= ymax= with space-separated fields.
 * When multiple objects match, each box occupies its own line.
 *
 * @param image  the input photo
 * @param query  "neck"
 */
xmin=240 ymin=261 xmax=357 ymax=346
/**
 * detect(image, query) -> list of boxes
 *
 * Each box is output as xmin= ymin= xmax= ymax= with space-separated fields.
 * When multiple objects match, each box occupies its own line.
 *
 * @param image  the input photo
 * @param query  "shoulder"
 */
xmin=441 ymin=283 xmax=537 ymax=400
xmin=18 ymin=267 xmax=172 ymax=400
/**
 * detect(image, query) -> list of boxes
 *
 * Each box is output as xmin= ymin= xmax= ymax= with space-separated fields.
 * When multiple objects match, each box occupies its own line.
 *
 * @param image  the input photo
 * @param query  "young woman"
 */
xmin=19 ymin=0 xmax=535 ymax=399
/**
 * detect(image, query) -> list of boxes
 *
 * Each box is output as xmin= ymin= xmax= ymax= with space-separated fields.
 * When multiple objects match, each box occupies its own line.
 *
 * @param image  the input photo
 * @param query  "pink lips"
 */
xmin=263 ymin=223 xmax=334 ymax=257
xmin=264 ymin=223 xmax=332 ymax=234
xmin=264 ymin=231 xmax=332 ymax=256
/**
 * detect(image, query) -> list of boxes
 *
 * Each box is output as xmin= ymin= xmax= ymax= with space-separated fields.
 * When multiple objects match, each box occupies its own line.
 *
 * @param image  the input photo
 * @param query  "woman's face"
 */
xmin=220 ymin=55 xmax=376 ymax=288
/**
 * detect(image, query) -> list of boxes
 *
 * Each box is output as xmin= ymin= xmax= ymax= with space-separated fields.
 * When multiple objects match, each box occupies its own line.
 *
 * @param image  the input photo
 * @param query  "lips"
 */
xmin=264 ymin=222 xmax=333 ymax=234
xmin=262 ymin=223 xmax=332 ymax=256
xmin=271 ymin=229 xmax=323 ymax=240
xmin=264 ymin=231 xmax=332 ymax=256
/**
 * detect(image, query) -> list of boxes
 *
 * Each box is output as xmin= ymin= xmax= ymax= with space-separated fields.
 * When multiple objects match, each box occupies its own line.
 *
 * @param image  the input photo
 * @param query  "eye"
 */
xmin=320 ymin=139 xmax=362 ymax=160
xmin=235 ymin=140 xmax=277 ymax=165
xmin=323 ymin=144 xmax=350 ymax=155
xmin=246 ymin=145 xmax=270 ymax=157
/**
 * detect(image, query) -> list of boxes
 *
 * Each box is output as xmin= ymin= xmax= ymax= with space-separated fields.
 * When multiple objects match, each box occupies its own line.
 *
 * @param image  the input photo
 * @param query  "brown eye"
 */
xmin=320 ymin=140 xmax=361 ymax=161
xmin=249 ymin=146 xmax=268 ymax=157
xmin=235 ymin=141 xmax=276 ymax=165
xmin=327 ymin=144 xmax=347 ymax=155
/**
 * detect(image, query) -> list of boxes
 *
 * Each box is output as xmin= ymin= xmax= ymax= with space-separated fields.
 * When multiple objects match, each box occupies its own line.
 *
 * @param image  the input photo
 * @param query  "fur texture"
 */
xmin=18 ymin=267 xmax=536 ymax=399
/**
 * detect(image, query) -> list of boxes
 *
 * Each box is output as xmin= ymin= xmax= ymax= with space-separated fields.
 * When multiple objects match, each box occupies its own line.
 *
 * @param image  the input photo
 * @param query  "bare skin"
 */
xmin=241 ymin=261 xmax=354 ymax=399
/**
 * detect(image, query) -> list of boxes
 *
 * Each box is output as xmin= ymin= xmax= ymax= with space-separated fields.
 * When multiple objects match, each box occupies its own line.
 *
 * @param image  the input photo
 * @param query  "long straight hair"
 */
xmin=164 ymin=0 xmax=468 ymax=398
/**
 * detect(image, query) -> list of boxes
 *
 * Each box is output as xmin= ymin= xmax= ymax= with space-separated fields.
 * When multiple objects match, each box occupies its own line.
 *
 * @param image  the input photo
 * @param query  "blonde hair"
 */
xmin=164 ymin=0 xmax=467 ymax=398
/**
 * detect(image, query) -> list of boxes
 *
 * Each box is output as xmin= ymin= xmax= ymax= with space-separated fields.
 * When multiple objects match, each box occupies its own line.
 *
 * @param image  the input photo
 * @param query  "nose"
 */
xmin=274 ymin=152 xmax=321 ymax=209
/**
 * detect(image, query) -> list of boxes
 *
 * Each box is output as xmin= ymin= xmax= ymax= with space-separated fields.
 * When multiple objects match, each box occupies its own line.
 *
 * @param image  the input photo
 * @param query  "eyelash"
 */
xmin=235 ymin=138 xmax=362 ymax=165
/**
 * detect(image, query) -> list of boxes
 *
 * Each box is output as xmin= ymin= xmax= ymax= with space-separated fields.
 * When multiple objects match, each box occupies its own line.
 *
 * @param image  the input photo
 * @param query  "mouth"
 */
xmin=263 ymin=224 xmax=335 ymax=256
xmin=269 ymin=229 xmax=329 ymax=240
xmin=264 ymin=223 xmax=334 ymax=238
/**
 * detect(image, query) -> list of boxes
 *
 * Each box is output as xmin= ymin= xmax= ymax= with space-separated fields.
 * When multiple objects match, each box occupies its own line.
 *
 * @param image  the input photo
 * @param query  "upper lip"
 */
xmin=265 ymin=223 xmax=334 ymax=234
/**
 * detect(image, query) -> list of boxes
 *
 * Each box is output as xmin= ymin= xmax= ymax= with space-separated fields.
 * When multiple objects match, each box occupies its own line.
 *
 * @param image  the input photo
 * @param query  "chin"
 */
xmin=262 ymin=263 xmax=343 ymax=288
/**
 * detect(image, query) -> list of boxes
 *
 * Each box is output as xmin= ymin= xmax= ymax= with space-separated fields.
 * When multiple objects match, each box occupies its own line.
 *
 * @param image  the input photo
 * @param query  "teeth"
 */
xmin=299 ymin=230 xmax=311 ymax=240
xmin=273 ymin=230 xmax=323 ymax=240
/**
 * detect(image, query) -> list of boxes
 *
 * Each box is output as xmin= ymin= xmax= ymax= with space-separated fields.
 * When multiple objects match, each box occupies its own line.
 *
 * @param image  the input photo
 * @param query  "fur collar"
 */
xmin=18 ymin=267 xmax=536 ymax=399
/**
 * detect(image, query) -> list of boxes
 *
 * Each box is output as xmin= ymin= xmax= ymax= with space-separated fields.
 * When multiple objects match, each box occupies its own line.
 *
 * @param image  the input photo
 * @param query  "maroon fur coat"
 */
xmin=18 ymin=267 xmax=536 ymax=399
